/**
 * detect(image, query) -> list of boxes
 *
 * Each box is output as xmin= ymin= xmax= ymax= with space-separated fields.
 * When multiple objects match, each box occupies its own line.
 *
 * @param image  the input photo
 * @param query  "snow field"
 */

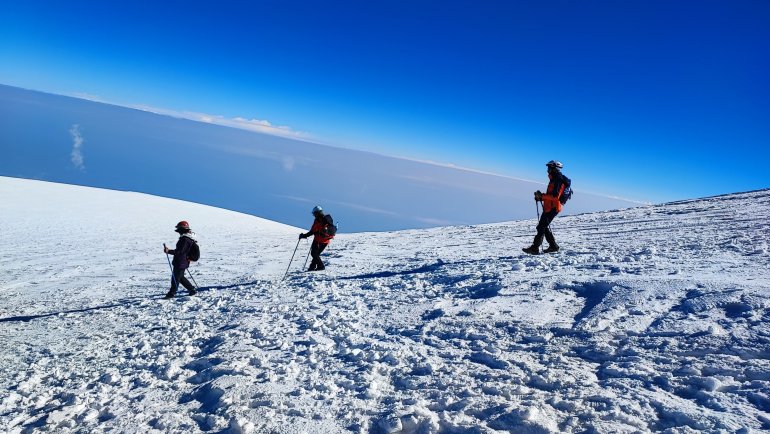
xmin=1 ymin=177 xmax=769 ymax=433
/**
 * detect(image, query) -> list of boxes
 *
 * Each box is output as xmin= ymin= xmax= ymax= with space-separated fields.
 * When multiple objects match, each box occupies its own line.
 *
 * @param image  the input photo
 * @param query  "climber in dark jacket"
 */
xmin=163 ymin=220 xmax=197 ymax=298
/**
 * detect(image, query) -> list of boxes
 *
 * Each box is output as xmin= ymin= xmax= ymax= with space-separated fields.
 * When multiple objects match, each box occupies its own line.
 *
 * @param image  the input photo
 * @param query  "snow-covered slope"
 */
xmin=1 ymin=177 xmax=769 ymax=433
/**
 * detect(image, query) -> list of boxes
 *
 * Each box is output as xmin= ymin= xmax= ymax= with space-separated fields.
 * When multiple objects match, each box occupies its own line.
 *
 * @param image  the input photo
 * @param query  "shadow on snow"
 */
xmin=0 ymin=280 xmax=263 ymax=323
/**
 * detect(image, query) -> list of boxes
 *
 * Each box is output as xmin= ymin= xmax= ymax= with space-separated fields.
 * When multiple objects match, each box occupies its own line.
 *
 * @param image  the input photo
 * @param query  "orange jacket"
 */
xmin=542 ymin=172 xmax=567 ymax=213
xmin=309 ymin=218 xmax=333 ymax=244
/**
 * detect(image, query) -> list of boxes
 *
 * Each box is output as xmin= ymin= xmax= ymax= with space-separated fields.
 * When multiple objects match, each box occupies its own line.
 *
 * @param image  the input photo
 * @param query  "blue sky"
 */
xmin=1 ymin=0 xmax=768 ymax=202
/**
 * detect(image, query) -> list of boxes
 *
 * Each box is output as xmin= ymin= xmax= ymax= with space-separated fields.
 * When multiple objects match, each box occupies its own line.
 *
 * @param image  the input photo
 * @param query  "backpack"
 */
xmin=188 ymin=240 xmax=200 ymax=262
xmin=322 ymin=214 xmax=338 ymax=237
xmin=559 ymin=174 xmax=573 ymax=205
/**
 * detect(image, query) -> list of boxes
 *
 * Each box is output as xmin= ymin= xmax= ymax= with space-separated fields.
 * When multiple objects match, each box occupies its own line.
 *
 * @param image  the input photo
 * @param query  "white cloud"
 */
xmin=326 ymin=200 xmax=401 ymax=217
xmin=282 ymin=156 xmax=296 ymax=172
xmin=69 ymin=124 xmax=85 ymax=171
xmin=60 ymin=92 xmax=307 ymax=140
xmin=273 ymin=194 xmax=315 ymax=204
xmin=130 ymin=105 xmax=310 ymax=140
xmin=67 ymin=92 xmax=105 ymax=102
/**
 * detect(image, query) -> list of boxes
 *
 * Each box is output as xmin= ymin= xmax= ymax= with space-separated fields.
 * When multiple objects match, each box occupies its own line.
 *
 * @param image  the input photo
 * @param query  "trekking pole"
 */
xmin=302 ymin=240 xmax=311 ymax=270
xmin=282 ymin=238 xmax=302 ymax=280
xmin=535 ymin=202 xmax=543 ymax=254
xmin=163 ymin=243 xmax=177 ymax=287
xmin=186 ymin=268 xmax=200 ymax=289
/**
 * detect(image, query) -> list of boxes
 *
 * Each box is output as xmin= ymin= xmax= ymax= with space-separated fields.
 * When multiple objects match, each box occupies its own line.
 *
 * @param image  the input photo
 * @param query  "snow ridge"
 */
xmin=1 ymin=178 xmax=769 ymax=433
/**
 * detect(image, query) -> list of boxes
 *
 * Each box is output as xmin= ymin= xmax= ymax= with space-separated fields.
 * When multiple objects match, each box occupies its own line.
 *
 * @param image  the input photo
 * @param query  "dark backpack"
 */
xmin=188 ymin=241 xmax=200 ymax=262
xmin=323 ymin=214 xmax=338 ymax=237
xmin=559 ymin=174 xmax=573 ymax=205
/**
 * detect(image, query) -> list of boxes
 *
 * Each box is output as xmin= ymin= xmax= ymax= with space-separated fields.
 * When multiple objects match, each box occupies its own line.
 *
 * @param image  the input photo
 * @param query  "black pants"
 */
xmin=533 ymin=209 xmax=559 ymax=247
xmin=309 ymin=241 xmax=328 ymax=271
xmin=170 ymin=268 xmax=195 ymax=294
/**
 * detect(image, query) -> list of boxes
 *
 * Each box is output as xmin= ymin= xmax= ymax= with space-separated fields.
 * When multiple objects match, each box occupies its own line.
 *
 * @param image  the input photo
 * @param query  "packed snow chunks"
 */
xmin=560 ymin=174 xmax=573 ymax=205
xmin=323 ymin=214 xmax=338 ymax=237
xmin=188 ymin=240 xmax=200 ymax=262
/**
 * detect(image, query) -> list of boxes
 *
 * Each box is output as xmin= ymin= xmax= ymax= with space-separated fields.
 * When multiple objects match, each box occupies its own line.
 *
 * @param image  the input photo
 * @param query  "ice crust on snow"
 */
xmin=1 ymin=176 xmax=769 ymax=433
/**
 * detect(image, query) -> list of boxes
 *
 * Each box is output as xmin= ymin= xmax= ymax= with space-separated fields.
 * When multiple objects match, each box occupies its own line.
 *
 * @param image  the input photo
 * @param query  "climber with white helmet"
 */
xmin=299 ymin=205 xmax=337 ymax=271
xmin=523 ymin=160 xmax=572 ymax=255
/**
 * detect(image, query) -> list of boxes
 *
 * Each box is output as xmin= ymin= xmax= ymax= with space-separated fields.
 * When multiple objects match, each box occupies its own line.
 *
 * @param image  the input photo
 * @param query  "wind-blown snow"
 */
xmin=1 ymin=177 xmax=769 ymax=433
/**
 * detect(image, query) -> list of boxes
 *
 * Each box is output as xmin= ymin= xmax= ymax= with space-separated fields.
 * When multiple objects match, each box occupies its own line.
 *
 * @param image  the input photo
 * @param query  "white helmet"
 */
xmin=311 ymin=205 xmax=323 ymax=215
xmin=546 ymin=160 xmax=563 ymax=169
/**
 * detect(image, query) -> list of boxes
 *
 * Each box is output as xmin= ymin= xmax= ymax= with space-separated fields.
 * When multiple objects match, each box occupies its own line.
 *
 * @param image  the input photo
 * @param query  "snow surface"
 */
xmin=1 ymin=176 xmax=769 ymax=433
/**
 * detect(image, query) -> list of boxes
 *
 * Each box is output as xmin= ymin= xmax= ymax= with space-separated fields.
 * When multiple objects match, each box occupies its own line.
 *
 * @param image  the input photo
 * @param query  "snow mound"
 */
xmin=1 ymin=177 xmax=769 ymax=433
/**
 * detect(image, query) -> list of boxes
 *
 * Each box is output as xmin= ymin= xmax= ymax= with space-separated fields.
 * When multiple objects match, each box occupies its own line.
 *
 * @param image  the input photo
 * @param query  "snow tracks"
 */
xmin=1 ymin=182 xmax=769 ymax=433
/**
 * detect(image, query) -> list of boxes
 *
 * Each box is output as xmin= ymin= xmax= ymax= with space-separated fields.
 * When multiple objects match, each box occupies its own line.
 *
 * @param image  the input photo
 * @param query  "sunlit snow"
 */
xmin=1 ymin=177 xmax=768 ymax=433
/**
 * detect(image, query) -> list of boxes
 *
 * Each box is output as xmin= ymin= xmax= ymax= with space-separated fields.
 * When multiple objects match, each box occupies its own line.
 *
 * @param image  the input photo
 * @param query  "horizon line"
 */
xmin=3 ymin=82 xmax=649 ymax=205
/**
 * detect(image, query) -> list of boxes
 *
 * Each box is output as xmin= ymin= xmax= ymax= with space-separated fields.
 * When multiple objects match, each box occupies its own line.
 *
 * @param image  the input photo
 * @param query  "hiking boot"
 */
xmin=164 ymin=290 xmax=176 ymax=299
xmin=187 ymin=288 xmax=197 ymax=296
xmin=522 ymin=245 xmax=540 ymax=255
xmin=543 ymin=244 xmax=560 ymax=253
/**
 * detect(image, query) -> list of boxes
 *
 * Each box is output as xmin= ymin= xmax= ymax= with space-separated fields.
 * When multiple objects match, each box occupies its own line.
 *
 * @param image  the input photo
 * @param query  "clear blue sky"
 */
xmin=1 ymin=0 xmax=768 ymax=202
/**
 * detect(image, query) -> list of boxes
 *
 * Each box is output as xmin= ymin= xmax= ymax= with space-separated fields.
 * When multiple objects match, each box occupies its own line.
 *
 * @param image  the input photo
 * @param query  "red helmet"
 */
xmin=175 ymin=221 xmax=190 ymax=231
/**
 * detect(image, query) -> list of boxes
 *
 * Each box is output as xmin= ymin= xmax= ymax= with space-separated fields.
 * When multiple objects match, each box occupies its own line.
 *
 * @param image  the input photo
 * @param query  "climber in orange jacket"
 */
xmin=299 ymin=205 xmax=336 ymax=271
xmin=523 ymin=160 xmax=571 ymax=254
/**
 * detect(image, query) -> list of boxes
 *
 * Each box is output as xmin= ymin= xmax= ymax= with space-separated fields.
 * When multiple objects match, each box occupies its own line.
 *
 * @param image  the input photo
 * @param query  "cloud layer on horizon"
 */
xmin=2 ymin=85 xmax=643 ymax=232
xmin=65 ymin=91 xmax=309 ymax=140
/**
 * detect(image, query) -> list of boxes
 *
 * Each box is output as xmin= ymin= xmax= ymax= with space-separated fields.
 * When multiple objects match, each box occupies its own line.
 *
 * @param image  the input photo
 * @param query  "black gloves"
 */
xmin=299 ymin=233 xmax=307 ymax=239
xmin=534 ymin=190 xmax=543 ymax=201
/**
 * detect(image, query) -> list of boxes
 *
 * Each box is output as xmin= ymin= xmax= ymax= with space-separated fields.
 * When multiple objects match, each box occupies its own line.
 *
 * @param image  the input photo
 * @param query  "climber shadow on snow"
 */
xmin=195 ymin=279 xmax=262 ymax=292
xmin=337 ymin=256 xmax=516 ymax=282
xmin=336 ymin=259 xmax=450 ymax=280
xmin=0 ymin=294 xmax=152 ymax=323
xmin=0 ymin=280 xmax=268 ymax=323
xmin=338 ymin=258 xmax=509 ymax=301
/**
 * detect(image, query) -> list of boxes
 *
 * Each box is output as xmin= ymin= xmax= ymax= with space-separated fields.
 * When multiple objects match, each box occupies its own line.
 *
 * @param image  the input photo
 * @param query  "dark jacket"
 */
xmin=168 ymin=233 xmax=196 ymax=270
